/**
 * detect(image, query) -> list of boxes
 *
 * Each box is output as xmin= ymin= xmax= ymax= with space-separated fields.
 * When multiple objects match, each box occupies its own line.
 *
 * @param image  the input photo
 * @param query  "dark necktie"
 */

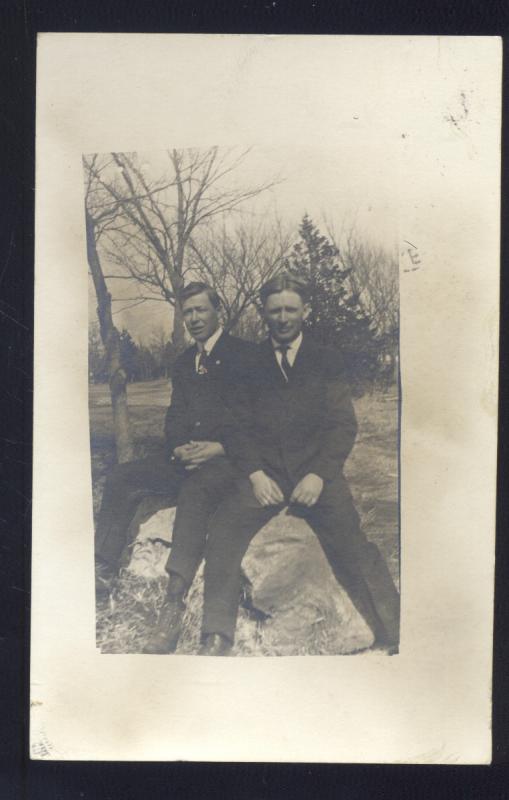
xmin=278 ymin=344 xmax=292 ymax=382
xmin=197 ymin=349 xmax=209 ymax=375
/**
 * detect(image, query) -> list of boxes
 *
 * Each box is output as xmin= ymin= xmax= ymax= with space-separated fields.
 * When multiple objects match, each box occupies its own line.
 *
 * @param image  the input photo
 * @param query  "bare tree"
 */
xmin=84 ymin=155 xmax=134 ymax=462
xmin=325 ymin=219 xmax=399 ymax=363
xmin=90 ymin=147 xmax=278 ymax=350
xmin=230 ymin=305 xmax=266 ymax=342
xmin=188 ymin=219 xmax=292 ymax=333
xmin=145 ymin=325 xmax=177 ymax=379
xmin=345 ymin=239 xmax=398 ymax=338
xmin=322 ymin=218 xmax=399 ymax=388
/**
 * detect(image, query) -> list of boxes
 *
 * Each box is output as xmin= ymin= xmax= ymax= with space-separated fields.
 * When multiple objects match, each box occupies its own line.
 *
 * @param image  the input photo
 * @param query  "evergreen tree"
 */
xmin=285 ymin=215 xmax=379 ymax=393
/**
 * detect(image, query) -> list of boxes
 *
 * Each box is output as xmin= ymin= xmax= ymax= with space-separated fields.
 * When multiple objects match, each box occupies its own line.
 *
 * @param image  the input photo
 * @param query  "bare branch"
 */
xmin=84 ymin=146 xmax=282 ymax=346
xmin=324 ymin=214 xmax=399 ymax=344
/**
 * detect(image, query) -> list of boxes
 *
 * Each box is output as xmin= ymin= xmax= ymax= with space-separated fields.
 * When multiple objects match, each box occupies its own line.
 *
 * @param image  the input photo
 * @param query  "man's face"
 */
xmin=262 ymin=289 xmax=310 ymax=344
xmin=181 ymin=291 xmax=220 ymax=343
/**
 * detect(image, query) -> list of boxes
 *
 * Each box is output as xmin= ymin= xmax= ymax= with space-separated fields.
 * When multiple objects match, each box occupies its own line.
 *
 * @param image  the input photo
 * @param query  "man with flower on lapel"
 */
xmin=198 ymin=273 xmax=400 ymax=656
xmin=94 ymin=282 xmax=257 ymax=654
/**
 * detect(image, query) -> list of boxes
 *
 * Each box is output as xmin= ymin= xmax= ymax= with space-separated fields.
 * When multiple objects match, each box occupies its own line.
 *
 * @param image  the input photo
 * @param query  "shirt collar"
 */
xmin=271 ymin=331 xmax=303 ymax=353
xmin=197 ymin=326 xmax=223 ymax=355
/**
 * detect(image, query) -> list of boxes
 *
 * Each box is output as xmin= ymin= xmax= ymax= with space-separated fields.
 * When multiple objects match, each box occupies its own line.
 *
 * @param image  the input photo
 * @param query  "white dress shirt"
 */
xmin=271 ymin=331 xmax=303 ymax=378
xmin=195 ymin=326 xmax=224 ymax=372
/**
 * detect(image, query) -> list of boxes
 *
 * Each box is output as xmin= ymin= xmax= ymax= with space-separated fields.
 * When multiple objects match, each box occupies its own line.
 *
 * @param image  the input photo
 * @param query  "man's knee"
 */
xmin=312 ymin=500 xmax=361 ymax=540
xmin=179 ymin=470 xmax=217 ymax=504
xmin=183 ymin=461 xmax=236 ymax=498
xmin=203 ymin=518 xmax=230 ymax=561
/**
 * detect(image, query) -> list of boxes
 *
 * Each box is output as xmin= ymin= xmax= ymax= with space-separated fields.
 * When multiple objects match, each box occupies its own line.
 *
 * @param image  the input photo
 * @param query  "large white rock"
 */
xmin=126 ymin=502 xmax=373 ymax=655
xmin=240 ymin=509 xmax=373 ymax=655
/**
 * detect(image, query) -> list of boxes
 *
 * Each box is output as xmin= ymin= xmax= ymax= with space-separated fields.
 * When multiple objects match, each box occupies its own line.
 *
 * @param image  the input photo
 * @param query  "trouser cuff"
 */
xmin=202 ymin=601 xmax=237 ymax=643
xmin=165 ymin=554 xmax=200 ymax=588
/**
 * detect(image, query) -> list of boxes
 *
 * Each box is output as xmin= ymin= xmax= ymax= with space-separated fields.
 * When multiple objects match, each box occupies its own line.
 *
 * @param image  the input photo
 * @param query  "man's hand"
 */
xmin=249 ymin=470 xmax=284 ymax=507
xmin=176 ymin=441 xmax=225 ymax=470
xmin=173 ymin=443 xmax=199 ymax=462
xmin=290 ymin=473 xmax=324 ymax=508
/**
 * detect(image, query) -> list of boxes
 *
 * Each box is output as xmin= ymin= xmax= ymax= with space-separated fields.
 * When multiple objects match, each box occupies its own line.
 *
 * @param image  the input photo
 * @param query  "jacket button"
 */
xmin=195 ymin=421 xmax=201 ymax=427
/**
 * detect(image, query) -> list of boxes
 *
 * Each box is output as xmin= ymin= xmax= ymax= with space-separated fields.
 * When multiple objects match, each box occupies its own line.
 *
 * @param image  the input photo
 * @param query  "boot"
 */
xmin=142 ymin=598 xmax=185 ymax=654
xmin=373 ymin=630 xmax=399 ymax=656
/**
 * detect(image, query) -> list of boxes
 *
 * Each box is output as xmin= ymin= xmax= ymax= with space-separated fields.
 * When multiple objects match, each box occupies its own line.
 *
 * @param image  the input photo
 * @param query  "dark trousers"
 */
xmin=202 ymin=473 xmax=400 ymax=646
xmin=95 ymin=455 xmax=236 ymax=587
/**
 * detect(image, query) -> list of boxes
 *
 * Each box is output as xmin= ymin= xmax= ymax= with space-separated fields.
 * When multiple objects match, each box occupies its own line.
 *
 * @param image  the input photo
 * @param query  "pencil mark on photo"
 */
xmin=402 ymin=240 xmax=422 ymax=272
xmin=444 ymin=90 xmax=472 ymax=134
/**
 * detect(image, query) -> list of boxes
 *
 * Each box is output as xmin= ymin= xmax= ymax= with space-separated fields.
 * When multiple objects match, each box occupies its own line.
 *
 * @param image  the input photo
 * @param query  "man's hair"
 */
xmin=177 ymin=281 xmax=222 ymax=310
xmin=259 ymin=273 xmax=310 ymax=306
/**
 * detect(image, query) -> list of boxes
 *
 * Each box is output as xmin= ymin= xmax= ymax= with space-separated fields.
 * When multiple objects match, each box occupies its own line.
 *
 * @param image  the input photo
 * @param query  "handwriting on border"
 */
xmin=402 ymin=240 xmax=421 ymax=272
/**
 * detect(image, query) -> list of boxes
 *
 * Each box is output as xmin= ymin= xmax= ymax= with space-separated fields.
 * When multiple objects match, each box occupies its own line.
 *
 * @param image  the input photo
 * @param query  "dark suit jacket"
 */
xmin=232 ymin=334 xmax=358 ymax=483
xmin=164 ymin=332 xmax=257 ymax=462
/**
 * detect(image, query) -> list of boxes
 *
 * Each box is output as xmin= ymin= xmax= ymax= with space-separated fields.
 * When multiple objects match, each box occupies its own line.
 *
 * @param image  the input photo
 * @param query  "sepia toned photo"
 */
xmin=32 ymin=34 xmax=499 ymax=763
xmin=85 ymin=145 xmax=400 ymax=656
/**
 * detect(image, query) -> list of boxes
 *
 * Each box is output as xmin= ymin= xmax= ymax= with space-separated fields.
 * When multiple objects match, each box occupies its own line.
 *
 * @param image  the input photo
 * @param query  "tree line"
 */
xmin=84 ymin=148 xmax=398 ymax=460
xmin=89 ymin=325 xmax=180 ymax=384
xmin=89 ymin=212 xmax=398 ymax=393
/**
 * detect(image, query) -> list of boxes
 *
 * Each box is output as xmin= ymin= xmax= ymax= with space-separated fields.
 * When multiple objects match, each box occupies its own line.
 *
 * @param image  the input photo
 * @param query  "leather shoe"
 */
xmin=373 ymin=636 xmax=399 ymax=656
xmin=143 ymin=599 xmax=185 ymax=654
xmin=198 ymin=633 xmax=232 ymax=656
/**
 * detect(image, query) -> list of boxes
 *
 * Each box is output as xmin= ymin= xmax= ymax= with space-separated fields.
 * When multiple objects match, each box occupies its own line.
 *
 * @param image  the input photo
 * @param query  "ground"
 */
xmin=90 ymin=379 xmax=399 ymax=655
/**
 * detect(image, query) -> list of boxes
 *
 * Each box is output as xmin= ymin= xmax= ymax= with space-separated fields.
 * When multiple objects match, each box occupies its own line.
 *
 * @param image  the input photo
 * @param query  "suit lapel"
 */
xmin=183 ymin=331 xmax=229 ymax=381
xmin=204 ymin=332 xmax=232 ymax=384
xmin=181 ymin=343 xmax=198 ymax=377
xmin=207 ymin=331 xmax=229 ymax=365
xmin=288 ymin=334 xmax=317 ymax=381
xmin=260 ymin=339 xmax=288 ymax=387
xmin=262 ymin=333 xmax=317 ymax=387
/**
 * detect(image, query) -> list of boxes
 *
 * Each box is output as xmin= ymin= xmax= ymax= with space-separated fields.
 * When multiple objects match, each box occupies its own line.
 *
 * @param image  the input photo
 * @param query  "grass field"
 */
xmin=90 ymin=379 xmax=400 ymax=655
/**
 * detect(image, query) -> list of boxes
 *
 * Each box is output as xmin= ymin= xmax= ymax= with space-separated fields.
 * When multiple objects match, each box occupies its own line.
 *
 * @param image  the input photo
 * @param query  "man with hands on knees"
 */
xmin=93 ymin=282 xmax=257 ymax=654
xmin=198 ymin=273 xmax=400 ymax=656
xmin=250 ymin=469 xmax=324 ymax=508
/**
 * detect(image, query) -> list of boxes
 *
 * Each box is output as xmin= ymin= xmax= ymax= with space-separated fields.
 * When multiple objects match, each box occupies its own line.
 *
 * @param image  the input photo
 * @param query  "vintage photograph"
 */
xmin=85 ymin=144 xmax=400 ymax=657
xmin=7 ymin=0 xmax=503 ymax=781
xmin=32 ymin=33 xmax=499 ymax=763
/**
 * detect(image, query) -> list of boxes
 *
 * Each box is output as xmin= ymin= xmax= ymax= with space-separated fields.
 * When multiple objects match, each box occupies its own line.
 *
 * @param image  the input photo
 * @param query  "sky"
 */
xmin=88 ymin=142 xmax=398 ymax=343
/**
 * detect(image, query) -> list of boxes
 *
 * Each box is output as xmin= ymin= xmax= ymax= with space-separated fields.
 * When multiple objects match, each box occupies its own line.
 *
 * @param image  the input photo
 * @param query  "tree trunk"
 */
xmin=86 ymin=209 xmax=134 ymax=463
xmin=172 ymin=302 xmax=187 ymax=353
xmin=170 ymin=263 xmax=187 ymax=353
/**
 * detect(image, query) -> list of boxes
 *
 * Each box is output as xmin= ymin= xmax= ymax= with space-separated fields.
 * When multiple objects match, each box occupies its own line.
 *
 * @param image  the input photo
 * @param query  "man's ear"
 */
xmin=302 ymin=303 xmax=311 ymax=321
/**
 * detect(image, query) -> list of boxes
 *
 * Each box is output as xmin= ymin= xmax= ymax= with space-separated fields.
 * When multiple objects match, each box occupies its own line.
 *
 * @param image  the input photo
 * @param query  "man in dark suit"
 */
xmin=198 ymin=273 xmax=400 ymax=656
xmin=94 ymin=282 xmax=256 ymax=654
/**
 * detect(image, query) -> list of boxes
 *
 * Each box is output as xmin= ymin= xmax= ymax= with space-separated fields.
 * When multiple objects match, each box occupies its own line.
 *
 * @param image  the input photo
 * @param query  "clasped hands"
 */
xmin=249 ymin=470 xmax=324 ymax=508
xmin=173 ymin=440 xmax=224 ymax=470
xmin=174 ymin=444 xmax=324 ymax=505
